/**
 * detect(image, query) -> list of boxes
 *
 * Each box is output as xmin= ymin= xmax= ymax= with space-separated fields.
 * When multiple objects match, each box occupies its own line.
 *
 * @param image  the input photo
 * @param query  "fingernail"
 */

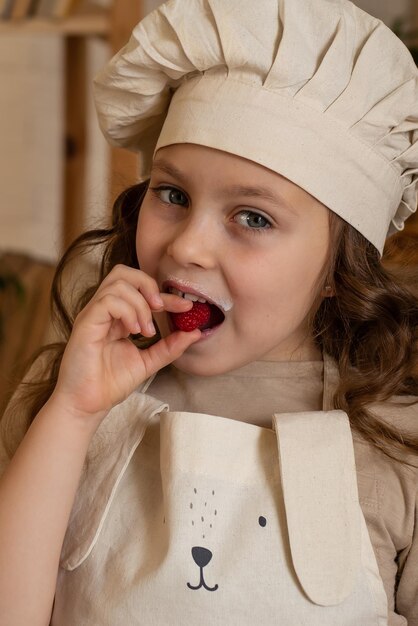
xmin=147 ymin=321 xmax=156 ymax=335
xmin=152 ymin=294 xmax=164 ymax=308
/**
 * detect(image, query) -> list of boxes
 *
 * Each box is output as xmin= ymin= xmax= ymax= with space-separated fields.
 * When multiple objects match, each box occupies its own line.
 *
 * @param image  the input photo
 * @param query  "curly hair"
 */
xmin=2 ymin=180 xmax=417 ymax=464
xmin=310 ymin=216 xmax=418 ymax=463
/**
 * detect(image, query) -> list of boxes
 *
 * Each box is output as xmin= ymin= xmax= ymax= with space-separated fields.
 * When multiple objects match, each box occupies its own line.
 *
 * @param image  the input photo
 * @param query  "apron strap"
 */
xmin=272 ymin=410 xmax=361 ymax=606
xmin=139 ymin=372 xmax=158 ymax=394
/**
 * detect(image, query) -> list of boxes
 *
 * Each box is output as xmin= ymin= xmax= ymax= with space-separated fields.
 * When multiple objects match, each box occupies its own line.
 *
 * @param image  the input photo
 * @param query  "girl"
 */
xmin=1 ymin=0 xmax=417 ymax=624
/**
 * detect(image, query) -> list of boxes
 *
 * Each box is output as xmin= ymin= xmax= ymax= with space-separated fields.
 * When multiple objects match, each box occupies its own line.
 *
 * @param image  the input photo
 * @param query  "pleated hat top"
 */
xmin=93 ymin=0 xmax=418 ymax=255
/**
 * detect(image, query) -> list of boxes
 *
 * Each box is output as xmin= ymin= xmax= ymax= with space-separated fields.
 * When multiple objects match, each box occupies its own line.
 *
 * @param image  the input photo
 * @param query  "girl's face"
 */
xmin=136 ymin=143 xmax=331 ymax=376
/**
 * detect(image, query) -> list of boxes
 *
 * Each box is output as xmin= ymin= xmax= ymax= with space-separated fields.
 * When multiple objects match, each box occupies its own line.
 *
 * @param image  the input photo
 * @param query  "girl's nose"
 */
xmin=166 ymin=216 xmax=217 ymax=269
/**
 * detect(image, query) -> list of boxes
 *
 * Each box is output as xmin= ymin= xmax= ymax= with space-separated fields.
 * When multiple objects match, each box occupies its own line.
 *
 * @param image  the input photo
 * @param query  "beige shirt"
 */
xmin=0 ymin=351 xmax=417 ymax=624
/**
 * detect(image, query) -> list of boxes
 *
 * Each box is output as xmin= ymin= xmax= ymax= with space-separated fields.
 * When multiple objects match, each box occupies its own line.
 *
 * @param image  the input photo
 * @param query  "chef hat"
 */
xmin=93 ymin=0 xmax=418 ymax=256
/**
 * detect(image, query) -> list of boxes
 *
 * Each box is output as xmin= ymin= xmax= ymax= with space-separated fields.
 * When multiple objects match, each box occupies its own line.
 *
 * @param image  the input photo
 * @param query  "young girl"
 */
xmin=1 ymin=0 xmax=417 ymax=624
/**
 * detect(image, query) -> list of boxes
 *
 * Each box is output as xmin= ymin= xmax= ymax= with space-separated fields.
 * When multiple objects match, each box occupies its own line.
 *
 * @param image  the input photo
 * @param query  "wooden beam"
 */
xmin=412 ymin=0 xmax=418 ymax=29
xmin=63 ymin=36 xmax=88 ymax=251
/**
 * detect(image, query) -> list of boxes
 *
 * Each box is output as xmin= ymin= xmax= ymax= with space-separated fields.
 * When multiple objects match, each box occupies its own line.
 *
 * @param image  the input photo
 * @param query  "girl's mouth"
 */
xmin=165 ymin=287 xmax=226 ymax=333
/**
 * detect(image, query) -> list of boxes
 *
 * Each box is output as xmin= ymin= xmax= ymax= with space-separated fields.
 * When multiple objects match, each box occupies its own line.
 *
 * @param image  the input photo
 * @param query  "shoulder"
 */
xmin=353 ymin=395 xmax=418 ymax=550
xmin=353 ymin=393 xmax=418 ymax=480
xmin=369 ymin=393 xmax=418 ymax=435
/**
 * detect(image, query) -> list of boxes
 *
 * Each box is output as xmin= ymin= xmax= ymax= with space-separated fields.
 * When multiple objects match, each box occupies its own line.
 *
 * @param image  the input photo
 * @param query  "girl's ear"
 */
xmin=322 ymin=285 xmax=335 ymax=298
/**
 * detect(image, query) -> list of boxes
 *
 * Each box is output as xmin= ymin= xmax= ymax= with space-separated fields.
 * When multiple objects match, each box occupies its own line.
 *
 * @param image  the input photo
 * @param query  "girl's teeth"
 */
xmin=184 ymin=293 xmax=199 ymax=302
xmin=169 ymin=287 xmax=207 ymax=303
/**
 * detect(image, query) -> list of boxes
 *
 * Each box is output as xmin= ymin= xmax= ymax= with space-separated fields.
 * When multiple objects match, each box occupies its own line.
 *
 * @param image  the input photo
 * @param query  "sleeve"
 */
xmin=357 ymin=475 xmax=409 ymax=626
xmin=358 ymin=397 xmax=418 ymax=625
xmin=395 ymin=487 xmax=418 ymax=625
xmin=354 ymin=414 xmax=418 ymax=626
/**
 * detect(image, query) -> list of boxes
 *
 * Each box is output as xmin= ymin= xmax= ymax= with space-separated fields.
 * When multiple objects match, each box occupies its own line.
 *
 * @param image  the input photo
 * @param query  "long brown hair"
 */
xmin=2 ymin=180 xmax=417 ymax=464
xmin=310 ymin=213 xmax=418 ymax=463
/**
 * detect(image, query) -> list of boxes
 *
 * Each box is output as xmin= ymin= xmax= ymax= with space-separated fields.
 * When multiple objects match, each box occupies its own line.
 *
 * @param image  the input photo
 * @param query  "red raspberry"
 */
xmin=171 ymin=301 xmax=211 ymax=332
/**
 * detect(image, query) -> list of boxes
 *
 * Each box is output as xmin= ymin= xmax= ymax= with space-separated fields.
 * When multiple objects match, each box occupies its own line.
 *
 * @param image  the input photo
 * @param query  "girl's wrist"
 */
xmin=44 ymin=392 xmax=109 ymax=438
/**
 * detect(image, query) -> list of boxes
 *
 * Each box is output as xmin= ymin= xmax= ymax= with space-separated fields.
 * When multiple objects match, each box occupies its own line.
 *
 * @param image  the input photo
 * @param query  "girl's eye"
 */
xmin=149 ymin=186 xmax=272 ymax=233
xmin=149 ymin=185 xmax=188 ymax=206
xmin=234 ymin=210 xmax=272 ymax=232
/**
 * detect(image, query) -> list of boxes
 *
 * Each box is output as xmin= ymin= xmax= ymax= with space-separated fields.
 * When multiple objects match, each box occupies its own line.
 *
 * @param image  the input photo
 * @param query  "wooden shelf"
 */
xmin=0 ymin=13 xmax=110 ymax=36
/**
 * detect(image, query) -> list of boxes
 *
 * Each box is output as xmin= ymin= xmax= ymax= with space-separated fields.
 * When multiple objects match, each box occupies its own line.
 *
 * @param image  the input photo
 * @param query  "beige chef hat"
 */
xmin=93 ymin=0 xmax=418 ymax=256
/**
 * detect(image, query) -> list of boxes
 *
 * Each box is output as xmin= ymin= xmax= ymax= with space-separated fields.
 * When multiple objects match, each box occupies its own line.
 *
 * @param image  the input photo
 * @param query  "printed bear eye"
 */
xmin=258 ymin=516 xmax=267 ymax=527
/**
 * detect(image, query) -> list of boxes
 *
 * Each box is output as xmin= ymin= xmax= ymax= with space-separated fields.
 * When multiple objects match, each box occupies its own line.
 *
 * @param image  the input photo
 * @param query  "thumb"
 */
xmin=139 ymin=329 xmax=201 ymax=379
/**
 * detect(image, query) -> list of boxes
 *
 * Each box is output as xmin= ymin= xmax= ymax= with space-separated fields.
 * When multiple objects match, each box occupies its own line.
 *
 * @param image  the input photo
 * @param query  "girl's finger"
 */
xmin=97 ymin=265 xmax=163 ymax=309
xmin=94 ymin=280 xmax=166 ymax=337
xmin=159 ymin=292 xmax=197 ymax=313
xmin=139 ymin=329 xmax=202 ymax=379
xmin=74 ymin=294 xmax=143 ymax=342
xmin=96 ymin=281 xmax=195 ymax=328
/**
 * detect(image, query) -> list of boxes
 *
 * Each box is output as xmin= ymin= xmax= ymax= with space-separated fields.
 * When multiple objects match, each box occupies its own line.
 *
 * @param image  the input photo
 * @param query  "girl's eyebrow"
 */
xmin=151 ymin=159 xmax=298 ymax=216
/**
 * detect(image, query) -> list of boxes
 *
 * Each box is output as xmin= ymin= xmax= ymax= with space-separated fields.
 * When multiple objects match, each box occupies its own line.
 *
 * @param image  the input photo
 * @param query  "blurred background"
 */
xmin=0 ymin=0 xmax=417 ymax=412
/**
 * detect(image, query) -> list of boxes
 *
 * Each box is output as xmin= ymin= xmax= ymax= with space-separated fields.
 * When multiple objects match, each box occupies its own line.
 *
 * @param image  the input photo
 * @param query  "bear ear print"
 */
xmin=258 ymin=516 xmax=267 ymax=527
xmin=272 ymin=410 xmax=361 ymax=606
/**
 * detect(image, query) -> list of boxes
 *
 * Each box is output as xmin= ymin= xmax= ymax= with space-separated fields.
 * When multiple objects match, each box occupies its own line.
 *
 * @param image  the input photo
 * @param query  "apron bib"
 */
xmin=51 ymin=384 xmax=388 ymax=625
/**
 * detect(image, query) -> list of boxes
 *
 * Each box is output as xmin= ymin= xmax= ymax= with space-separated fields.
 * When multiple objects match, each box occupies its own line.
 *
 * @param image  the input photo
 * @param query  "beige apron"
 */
xmin=51 ymin=374 xmax=388 ymax=625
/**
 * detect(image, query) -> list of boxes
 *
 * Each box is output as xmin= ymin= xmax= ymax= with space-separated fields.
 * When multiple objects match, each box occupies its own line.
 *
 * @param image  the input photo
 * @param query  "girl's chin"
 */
xmin=170 ymin=356 xmax=228 ymax=377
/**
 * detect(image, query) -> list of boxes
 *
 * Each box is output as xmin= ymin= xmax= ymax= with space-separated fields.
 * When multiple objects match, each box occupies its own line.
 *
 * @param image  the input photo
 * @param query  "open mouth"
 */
xmin=165 ymin=287 xmax=225 ymax=332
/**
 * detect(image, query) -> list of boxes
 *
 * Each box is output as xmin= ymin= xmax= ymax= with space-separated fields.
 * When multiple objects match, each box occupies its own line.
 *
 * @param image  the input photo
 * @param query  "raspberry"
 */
xmin=171 ymin=301 xmax=212 ymax=332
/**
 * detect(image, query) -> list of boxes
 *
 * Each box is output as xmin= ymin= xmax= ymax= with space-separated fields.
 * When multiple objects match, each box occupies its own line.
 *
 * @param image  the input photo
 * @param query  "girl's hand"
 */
xmin=52 ymin=264 xmax=200 ymax=423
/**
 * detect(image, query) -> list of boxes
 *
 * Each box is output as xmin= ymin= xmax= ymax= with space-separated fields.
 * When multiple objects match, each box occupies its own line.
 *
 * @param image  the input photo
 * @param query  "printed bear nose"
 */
xmin=191 ymin=546 xmax=213 ymax=568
